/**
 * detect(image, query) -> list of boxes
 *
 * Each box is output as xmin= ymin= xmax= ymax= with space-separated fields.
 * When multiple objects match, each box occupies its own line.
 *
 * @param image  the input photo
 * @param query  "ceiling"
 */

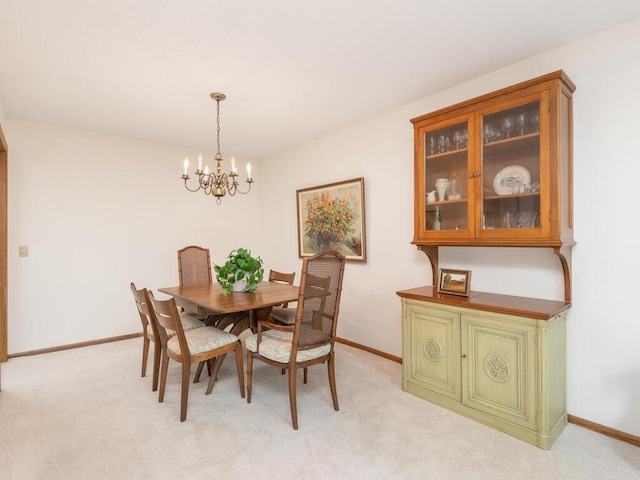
xmin=1 ymin=1 xmax=639 ymax=159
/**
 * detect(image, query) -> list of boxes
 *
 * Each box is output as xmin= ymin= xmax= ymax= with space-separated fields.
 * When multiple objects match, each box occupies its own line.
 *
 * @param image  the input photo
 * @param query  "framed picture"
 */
xmin=437 ymin=268 xmax=471 ymax=296
xmin=296 ymin=177 xmax=367 ymax=262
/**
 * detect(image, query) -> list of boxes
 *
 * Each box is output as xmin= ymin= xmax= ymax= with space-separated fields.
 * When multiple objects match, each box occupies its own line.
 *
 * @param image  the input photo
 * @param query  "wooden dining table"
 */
xmin=158 ymin=281 xmax=299 ymax=335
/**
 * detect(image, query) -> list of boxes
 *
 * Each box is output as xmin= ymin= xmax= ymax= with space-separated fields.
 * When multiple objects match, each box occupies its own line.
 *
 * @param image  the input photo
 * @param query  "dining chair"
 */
xmin=267 ymin=269 xmax=296 ymax=325
xmin=149 ymin=291 xmax=245 ymax=422
xmin=245 ymin=250 xmax=346 ymax=430
xmin=130 ymin=282 xmax=205 ymax=392
xmin=177 ymin=245 xmax=212 ymax=287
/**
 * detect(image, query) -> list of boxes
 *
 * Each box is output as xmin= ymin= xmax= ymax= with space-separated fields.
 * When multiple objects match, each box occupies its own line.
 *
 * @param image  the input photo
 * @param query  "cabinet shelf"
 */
xmin=483 ymin=192 xmax=539 ymax=201
xmin=425 ymin=198 xmax=467 ymax=207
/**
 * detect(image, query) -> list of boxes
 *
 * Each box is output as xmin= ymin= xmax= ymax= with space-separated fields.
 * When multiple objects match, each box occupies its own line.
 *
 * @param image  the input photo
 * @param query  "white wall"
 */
xmin=5 ymin=17 xmax=639 ymax=438
xmin=6 ymin=120 xmax=261 ymax=352
xmin=258 ymin=17 xmax=640 ymax=436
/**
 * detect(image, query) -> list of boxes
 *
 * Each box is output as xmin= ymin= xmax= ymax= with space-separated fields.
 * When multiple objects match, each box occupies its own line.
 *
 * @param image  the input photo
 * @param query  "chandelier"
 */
xmin=181 ymin=92 xmax=253 ymax=204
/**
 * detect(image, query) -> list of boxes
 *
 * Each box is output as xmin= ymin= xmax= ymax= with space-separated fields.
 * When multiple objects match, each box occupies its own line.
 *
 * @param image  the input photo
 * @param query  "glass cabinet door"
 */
xmin=423 ymin=120 xmax=470 ymax=233
xmin=480 ymin=101 xmax=542 ymax=232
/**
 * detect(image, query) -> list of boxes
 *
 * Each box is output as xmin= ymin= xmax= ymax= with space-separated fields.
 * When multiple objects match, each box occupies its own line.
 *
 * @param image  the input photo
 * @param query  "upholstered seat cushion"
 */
xmin=167 ymin=326 xmax=238 ymax=356
xmin=179 ymin=312 xmax=205 ymax=330
xmin=245 ymin=330 xmax=330 ymax=363
xmin=269 ymin=306 xmax=296 ymax=325
xmin=164 ymin=312 xmax=205 ymax=336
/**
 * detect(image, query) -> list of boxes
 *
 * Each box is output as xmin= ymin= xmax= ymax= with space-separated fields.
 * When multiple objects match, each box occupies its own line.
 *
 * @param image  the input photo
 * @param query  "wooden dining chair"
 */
xmin=246 ymin=250 xmax=346 ymax=430
xmin=130 ymin=282 xmax=205 ymax=392
xmin=149 ymin=291 xmax=245 ymax=422
xmin=177 ymin=245 xmax=212 ymax=287
xmin=267 ymin=269 xmax=296 ymax=325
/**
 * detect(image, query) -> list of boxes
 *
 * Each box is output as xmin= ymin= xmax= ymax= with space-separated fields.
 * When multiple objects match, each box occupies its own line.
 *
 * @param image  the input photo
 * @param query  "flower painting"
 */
xmin=297 ymin=178 xmax=366 ymax=262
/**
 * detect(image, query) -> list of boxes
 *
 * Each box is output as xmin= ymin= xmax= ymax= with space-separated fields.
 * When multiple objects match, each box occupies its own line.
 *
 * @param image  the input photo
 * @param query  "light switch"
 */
xmin=19 ymin=245 xmax=29 ymax=257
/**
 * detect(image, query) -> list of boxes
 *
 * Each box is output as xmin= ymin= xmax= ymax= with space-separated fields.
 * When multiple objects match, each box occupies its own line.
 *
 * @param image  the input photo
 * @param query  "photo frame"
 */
xmin=296 ymin=177 xmax=366 ymax=262
xmin=437 ymin=268 xmax=471 ymax=296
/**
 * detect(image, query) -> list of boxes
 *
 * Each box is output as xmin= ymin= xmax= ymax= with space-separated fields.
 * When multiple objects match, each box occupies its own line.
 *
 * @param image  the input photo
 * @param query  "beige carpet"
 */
xmin=0 ymin=338 xmax=638 ymax=479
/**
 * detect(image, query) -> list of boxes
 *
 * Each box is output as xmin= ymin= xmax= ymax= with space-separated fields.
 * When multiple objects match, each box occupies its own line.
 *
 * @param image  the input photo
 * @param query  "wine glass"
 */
xmin=530 ymin=111 xmax=540 ymax=132
xmin=428 ymin=136 xmax=436 ymax=155
xmin=483 ymin=124 xmax=492 ymax=144
xmin=437 ymin=134 xmax=446 ymax=153
xmin=453 ymin=130 xmax=461 ymax=150
xmin=501 ymin=116 xmax=515 ymax=139
xmin=515 ymin=113 xmax=527 ymax=136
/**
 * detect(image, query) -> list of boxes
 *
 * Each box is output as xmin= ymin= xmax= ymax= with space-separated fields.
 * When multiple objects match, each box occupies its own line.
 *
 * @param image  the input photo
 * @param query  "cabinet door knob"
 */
xmin=462 ymin=354 xmax=467 ymax=358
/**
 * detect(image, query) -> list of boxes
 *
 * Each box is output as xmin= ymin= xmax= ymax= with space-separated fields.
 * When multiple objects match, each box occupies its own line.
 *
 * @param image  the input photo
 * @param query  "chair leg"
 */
xmin=234 ymin=342 xmax=245 ymax=398
xmin=211 ymin=353 xmax=227 ymax=385
xmin=328 ymin=354 xmax=339 ymax=411
xmin=246 ymin=353 xmax=253 ymax=403
xmin=141 ymin=336 xmax=150 ymax=377
xmin=152 ymin=342 xmax=161 ymax=392
xmin=180 ymin=361 xmax=191 ymax=422
xmin=289 ymin=366 xmax=299 ymax=430
xmin=158 ymin=351 xmax=170 ymax=403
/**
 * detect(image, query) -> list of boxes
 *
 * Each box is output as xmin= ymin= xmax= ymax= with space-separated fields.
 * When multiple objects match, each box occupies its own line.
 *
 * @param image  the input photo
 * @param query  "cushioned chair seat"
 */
xmin=164 ymin=312 xmax=204 ymax=336
xmin=269 ymin=306 xmax=296 ymax=325
xmin=167 ymin=326 xmax=238 ymax=356
xmin=179 ymin=311 xmax=205 ymax=329
xmin=245 ymin=330 xmax=330 ymax=363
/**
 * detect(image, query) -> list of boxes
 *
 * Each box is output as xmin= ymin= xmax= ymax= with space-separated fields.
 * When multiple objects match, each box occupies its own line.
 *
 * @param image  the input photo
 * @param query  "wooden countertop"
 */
xmin=396 ymin=286 xmax=571 ymax=320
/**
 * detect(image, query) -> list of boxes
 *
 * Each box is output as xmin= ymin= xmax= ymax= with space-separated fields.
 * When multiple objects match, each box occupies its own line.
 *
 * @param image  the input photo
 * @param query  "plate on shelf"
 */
xmin=493 ymin=165 xmax=531 ymax=195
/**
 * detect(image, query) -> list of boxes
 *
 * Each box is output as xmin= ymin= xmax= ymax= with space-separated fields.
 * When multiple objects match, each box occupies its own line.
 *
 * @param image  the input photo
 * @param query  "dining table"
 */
xmin=158 ymin=281 xmax=299 ymax=335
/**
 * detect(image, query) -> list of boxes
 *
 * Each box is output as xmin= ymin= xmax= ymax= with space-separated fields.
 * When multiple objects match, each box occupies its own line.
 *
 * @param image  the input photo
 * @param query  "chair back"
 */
xmin=131 ymin=283 xmax=158 ymax=341
xmin=292 ymin=250 xmax=345 ymax=352
xmin=177 ymin=245 xmax=212 ymax=286
xmin=268 ymin=269 xmax=296 ymax=307
xmin=148 ymin=292 xmax=186 ymax=354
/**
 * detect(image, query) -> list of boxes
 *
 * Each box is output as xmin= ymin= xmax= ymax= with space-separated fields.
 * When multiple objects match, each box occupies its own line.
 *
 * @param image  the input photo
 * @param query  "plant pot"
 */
xmin=232 ymin=279 xmax=249 ymax=292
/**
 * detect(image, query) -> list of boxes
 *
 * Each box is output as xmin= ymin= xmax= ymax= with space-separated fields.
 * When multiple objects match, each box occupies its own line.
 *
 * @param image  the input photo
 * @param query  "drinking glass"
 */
xmin=501 ymin=116 xmax=515 ymax=139
xmin=517 ymin=211 xmax=537 ymax=228
xmin=483 ymin=124 xmax=492 ymax=144
xmin=453 ymin=130 xmax=462 ymax=150
xmin=515 ymin=113 xmax=527 ymax=136
xmin=529 ymin=111 xmax=540 ymax=132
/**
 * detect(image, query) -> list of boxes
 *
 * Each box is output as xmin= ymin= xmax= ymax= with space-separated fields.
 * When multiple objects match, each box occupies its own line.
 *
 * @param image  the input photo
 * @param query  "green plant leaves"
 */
xmin=214 ymin=248 xmax=264 ymax=293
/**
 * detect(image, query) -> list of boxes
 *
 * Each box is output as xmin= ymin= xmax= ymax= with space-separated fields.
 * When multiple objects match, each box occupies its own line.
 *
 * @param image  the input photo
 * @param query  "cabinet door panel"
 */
xmin=462 ymin=314 xmax=536 ymax=429
xmin=404 ymin=304 xmax=461 ymax=401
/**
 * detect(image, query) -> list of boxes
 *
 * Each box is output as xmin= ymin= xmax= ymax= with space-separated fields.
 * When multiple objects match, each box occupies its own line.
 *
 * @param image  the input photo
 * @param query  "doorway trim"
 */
xmin=1 ymin=120 xmax=7 ymax=363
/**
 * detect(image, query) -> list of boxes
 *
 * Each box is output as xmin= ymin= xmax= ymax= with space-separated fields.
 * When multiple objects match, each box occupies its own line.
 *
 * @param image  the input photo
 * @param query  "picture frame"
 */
xmin=296 ymin=177 xmax=367 ymax=262
xmin=437 ymin=268 xmax=471 ymax=296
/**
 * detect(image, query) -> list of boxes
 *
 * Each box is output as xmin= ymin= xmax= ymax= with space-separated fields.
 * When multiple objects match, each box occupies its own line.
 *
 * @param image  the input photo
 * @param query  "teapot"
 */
xmin=426 ymin=191 xmax=436 ymax=203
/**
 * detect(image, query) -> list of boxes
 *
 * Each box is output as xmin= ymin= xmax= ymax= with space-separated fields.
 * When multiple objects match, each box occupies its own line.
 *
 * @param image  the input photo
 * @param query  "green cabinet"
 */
xmin=398 ymin=287 xmax=569 ymax=449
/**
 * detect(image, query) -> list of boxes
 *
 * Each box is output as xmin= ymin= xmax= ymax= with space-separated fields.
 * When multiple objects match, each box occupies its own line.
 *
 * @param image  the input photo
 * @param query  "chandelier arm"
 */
xmin=183 ymin=177 xmax=204 ymax=193
xmin=229 ymin=181 xmax=253 ymax=195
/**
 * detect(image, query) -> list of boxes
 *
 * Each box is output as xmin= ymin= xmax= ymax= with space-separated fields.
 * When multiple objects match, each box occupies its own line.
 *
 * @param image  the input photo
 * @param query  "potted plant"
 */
xmin=214 ymin=248 xmax=264 ymax=293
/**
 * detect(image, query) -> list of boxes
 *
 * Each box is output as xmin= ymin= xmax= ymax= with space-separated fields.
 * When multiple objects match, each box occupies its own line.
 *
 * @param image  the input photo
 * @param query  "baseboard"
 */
xmin=7 ymin=333 xmax=638 ymax=448
xmin=336 ymin=336 xmax=402 ymax=363
xmin=567 ymin=414 xmax=640 ymax=448
xmin=7 ymin=332 xmax=143 ymax=359
xmin=335 ymin=338 xmax=640 ymax=449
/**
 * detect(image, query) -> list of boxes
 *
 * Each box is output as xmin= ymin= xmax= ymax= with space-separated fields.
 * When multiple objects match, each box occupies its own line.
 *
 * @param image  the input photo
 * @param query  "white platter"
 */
xmin=493 ymin=165 xmax=531 ymax=195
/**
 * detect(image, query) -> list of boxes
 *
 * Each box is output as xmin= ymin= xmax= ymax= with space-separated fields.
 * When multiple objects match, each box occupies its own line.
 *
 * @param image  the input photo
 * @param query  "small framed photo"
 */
xmin=437 ymin=268 xmax=471 ymax=296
